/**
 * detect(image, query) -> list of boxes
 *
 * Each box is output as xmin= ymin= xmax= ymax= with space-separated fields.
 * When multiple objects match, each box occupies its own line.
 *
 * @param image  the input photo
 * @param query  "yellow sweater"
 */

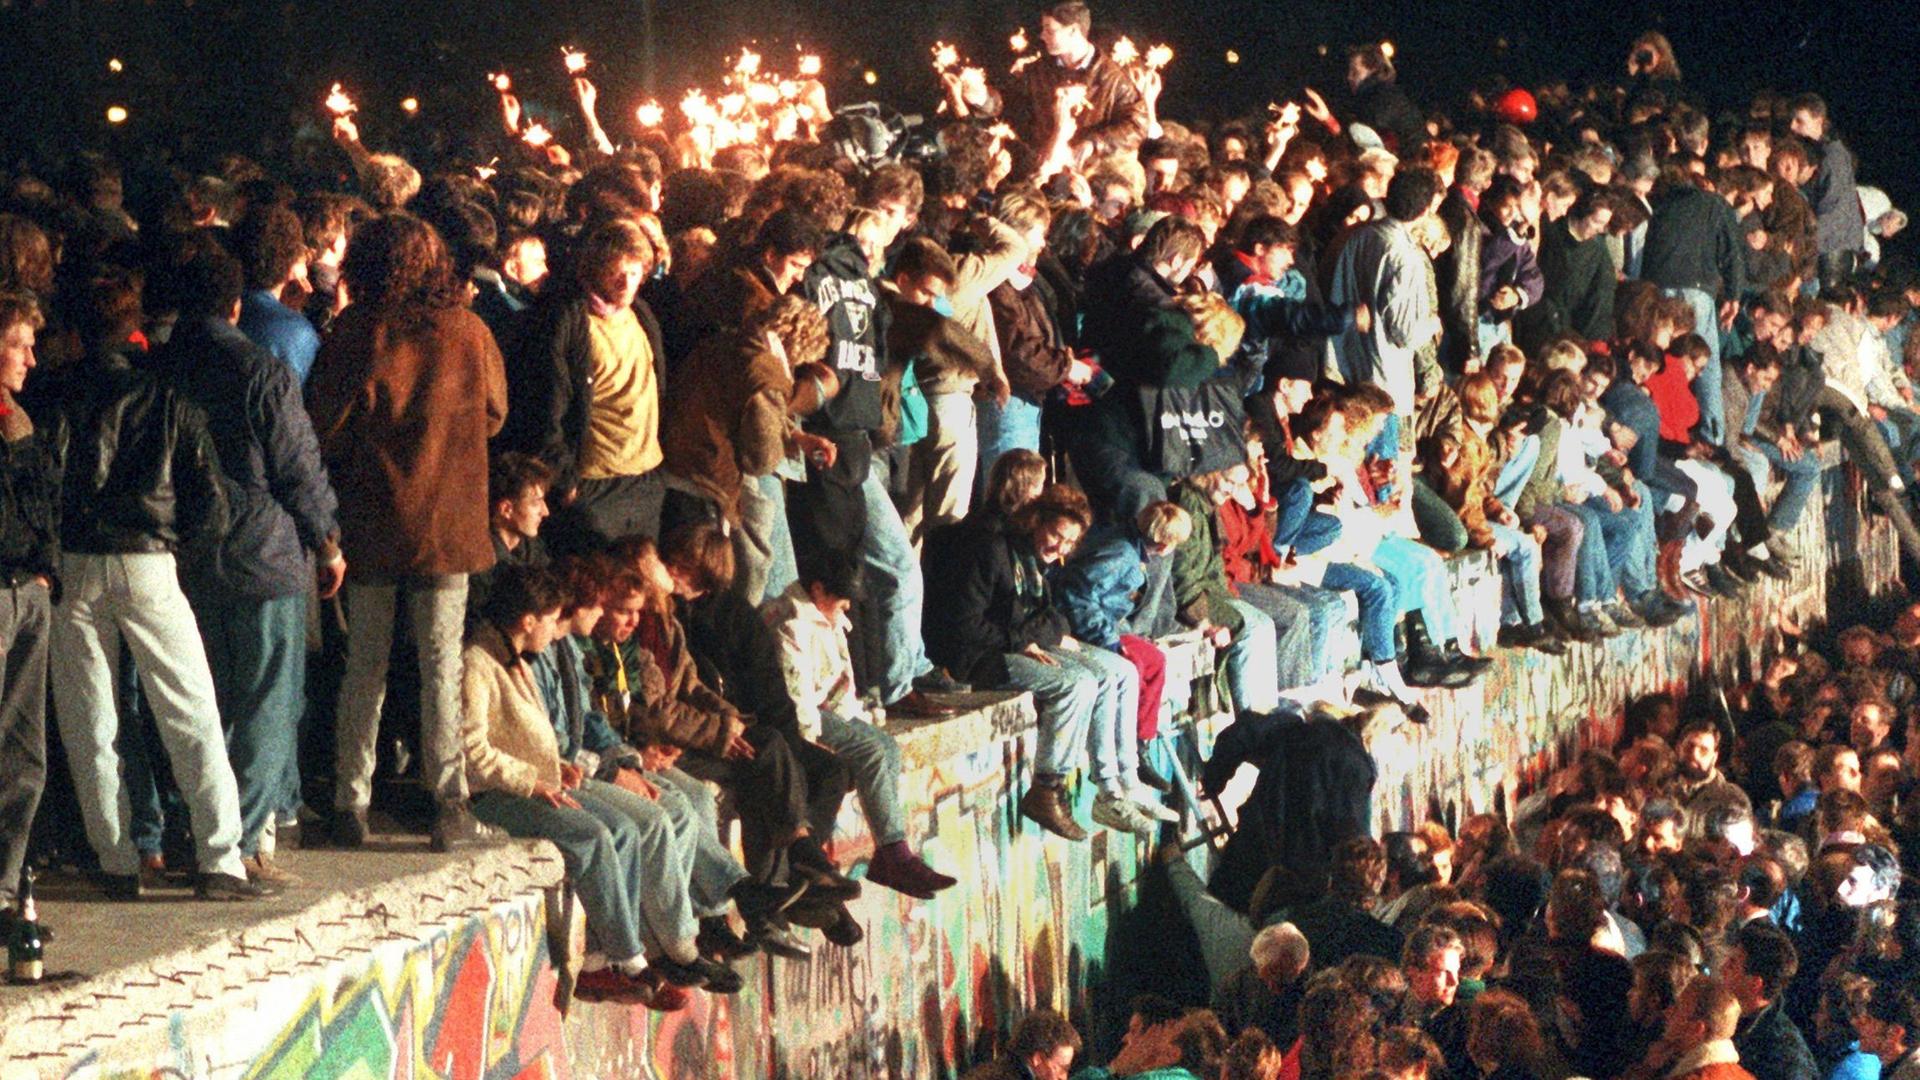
xmin=579 ymin=307 xmax=663 ymax=480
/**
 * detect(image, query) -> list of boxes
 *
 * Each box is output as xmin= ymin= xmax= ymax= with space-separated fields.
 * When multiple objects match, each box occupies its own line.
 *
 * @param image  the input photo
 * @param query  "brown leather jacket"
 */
xmin=983 ymin=52 xmax=1147 ymax=160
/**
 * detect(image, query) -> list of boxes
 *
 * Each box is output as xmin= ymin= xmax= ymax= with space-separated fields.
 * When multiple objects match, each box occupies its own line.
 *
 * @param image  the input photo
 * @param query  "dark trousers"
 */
xmin=677 ymin=723 xmax=849 ymax=884
xmin=550 ymin=471 xmax=666 ymax=555
xmin=0 ymin=582 xmax=50 ymax=902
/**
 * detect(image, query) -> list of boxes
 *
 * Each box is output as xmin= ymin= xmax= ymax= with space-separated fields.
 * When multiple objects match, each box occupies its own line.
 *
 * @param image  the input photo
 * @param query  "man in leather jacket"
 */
xmin=46 ymin=264 xmax=269 ymax=901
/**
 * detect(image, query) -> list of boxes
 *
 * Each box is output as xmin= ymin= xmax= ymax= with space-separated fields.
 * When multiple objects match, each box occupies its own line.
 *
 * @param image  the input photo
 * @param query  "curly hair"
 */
xmin=0 ymin=215 xmax=54 ymax=297
xmin=747 ymin=293 xmax=829 ymax=368
xmin=1172 ymin=292 xmax=1246 ymax=362
xmin=339 ymin=213 xmax=464 ymax=324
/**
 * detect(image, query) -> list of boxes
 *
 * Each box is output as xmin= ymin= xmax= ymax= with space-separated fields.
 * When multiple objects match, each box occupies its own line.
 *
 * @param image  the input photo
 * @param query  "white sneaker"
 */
xmin=1128 ymin=787 xmax=1182 ymax=823
xmin=1091 ymin=792 xmax=1157 ymax=839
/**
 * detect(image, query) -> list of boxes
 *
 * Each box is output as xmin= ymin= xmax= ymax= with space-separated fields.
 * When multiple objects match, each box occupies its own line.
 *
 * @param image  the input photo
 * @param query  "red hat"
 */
xmin=1493 ymin=87 xmax=1538 ymax=125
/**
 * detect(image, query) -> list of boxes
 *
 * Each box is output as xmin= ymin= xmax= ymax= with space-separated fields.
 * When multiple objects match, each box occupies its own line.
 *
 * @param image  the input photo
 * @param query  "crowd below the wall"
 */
xmin=2 ymin=1 xmax=1919 ymax=1068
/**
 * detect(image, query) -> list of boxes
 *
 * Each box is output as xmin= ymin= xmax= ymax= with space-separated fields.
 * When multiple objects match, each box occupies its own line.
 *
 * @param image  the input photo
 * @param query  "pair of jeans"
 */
xmin=1664 ymin=287 xmax=1724 ymax=445
xmin=1321 ymin=561 xmax=1398 ymax=662
xmin=854 ymin=463 xmax=933 ymax=706
xmin=976 ymin=394 xmax=1045 ymax=498
xmin=1003 ymin=649 xmax=1100 ymax=780
xmin=1217 ymin=598 xmax=1278 ymax=714
xmin=51 ymin=552 xmax=246 ymax=879
xmin=333 ymin=575 xmax=469 ymax=812
xmin=646 ymin=765 xmax=749 ymax=917
xmin=1494 ymin=435 xmax=1542 ymax=509
xmin=1489 ymin=522 xmax=1545 ymax=625
xmin=0 ymin=582 xmax=50 ymax=903
xmin=1523 ymin=505 xmax=1585 ymax=600
xmin=190 ymin=591 xmax=306 ymax=858
xmin=1242 ymin=581 xmax=1346 ymax=685
xmin=472 ymin=780 xmax=693 ymax=962
xmin=735 ymin=473 xmax=798 ymax=606
xmin=899 ymin=391 xmax=979 ymax=548
xmin=1049 ymin=643 xmax=1138 ymax=792
xmin=1372 ymin=535 xmax=1459 ymax=643
xmin=817 ymin=710 xmax=908 ymax=847
xmin=1272 ymin=478 xmax=1341 ymax=556
xmin=1562 ymin=500 xmax=1620 ymax=601
xmin=1751 ymin=439 xmax=1822 ymax=532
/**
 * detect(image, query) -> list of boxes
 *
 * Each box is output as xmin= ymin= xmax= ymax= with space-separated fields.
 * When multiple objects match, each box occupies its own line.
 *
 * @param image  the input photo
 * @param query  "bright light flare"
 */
xmin=400 ymin=97 xmax=419 ymax=114
xmin=798 ymin=54 xmax=822 ymax=77
xmin=562 ymin=47 xmax=588 ymax=74
xmin=491 ymin=72 xmax=513 ymax=92
xmin=324 ymin=82 xmax=357 ymax=116
xmin=1145 ymin=44 xmax=1174 ymax=69
xmin=636 ymin=100 xmax=665 ymax=128
xmin=105 ymin=105 xmax=128 ymax=125
xmin=522 ymin=122 xmax=552 ymax=147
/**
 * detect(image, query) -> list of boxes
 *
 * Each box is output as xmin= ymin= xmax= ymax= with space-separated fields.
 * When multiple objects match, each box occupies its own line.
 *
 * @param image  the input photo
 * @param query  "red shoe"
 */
xmin=575 ymin=967 xmax=652 ymax=1004
xmin=640 ymin=973 xmax=691 ymax=1012
xmin=866 ymin=843 xmax=957 ymax=900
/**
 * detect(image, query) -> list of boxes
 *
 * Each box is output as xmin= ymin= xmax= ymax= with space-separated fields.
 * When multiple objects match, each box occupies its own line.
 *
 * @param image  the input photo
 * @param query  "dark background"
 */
xmin=1 ymin=0 xmax=1914 ymax=208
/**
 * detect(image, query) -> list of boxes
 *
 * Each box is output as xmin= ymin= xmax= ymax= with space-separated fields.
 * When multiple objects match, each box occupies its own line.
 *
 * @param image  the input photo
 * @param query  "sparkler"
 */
xmin=107 ymin=58 xmax=123 ymax=73
xmin=400 ymin=97 xmax=419 ymax=114
xmin=798 ymin=54 xmax=822 ymax=77
xmin=522 ymin=122 xmax=552 ymax=147
xmin=1381 ymin=40 xmax=1396 ymax=60
xmin=1303 ymin=157 xmax=1328 ymax=183
xmin=863 ymin=69 xmax=878 ymax=85
xmin=1225 ymin=49 xmax=1240 ymax=65
xmin=105 ymin=105 xmax=128 ymax=125
xmin=931 ymin=41 xmax=961 ymax=72
xmin=324 ymin=83 xmax=357 ymax=116
xmin=490 ymin=72 xmax=513 ymax=92
xmin=1110 ymin=37 xmax=1139 ymax=66
xmin=475 ymin=158 xmax=499 ymax=181
xmin=734 ymin=48 xmax=762 ymax=77
xmin=1145 ymin=44 xmax=1174 ymax=70
xmin=1009 ymin=28 xmax=1028 ymax=52
xmin=636 ymin=101 xmax=665 ymax=128
xmin=562 ymin=47 xmax=588 ymax=74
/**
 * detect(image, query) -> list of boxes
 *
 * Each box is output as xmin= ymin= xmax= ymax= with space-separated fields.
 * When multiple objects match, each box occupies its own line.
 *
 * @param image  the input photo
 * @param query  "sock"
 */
xmin=1370 ymin=659 xmax=1417 ymax=703
xmin=1748 ymin=543 xmax=1770 ymax=559
xmin=612 ymin=954 xmax=647 ymax=977
xmin=664 ymin=938 xmax=700 ymax=965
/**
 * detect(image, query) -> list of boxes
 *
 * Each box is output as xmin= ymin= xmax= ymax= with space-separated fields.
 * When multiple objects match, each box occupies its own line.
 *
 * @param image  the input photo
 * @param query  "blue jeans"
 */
xmin=1489 ymin=522 xmax=1545 ymax=625
xmin=856 ymin=464 xmax=933 ymax=704
xmin=1217 ymin=598 xmax=1278 ymax=714
xmin=1322 ymin=561 xmax=1398 ymax=662
xmin=1494 ymin=435 xmax=1541 ymax=509
xmin=818 ymin=710 xmax=907 ymax=846
xmin=1004 ymin=650 xmax=1099 ymax=780
xmin=735 ymin=473 xmax=797 ymax=606
xmin=1752 ymin=439 xmax=1822 ymax=532
xmin=1372 ymin=535 xmax=1458 ymax=643
xmin=1274 ymin=479 xmax=1342 ymax=556
xmin=1665 ymin=287 xmax=1724 ymax=444
xmin=648 ymin=765 xmax=748 ymax=918
xmin=1232 ymin=581 xmax=1330 ymax=689
xmin=976 ymin=395 xmax=1045 ymax=498
xmin=1048 ymin=643 xmax=1136 ymax=792
xmin=473 ymin=781 xmax=693 ymax=962
xmin=1563 ymin=501 xmax=1618 ymax=602
xmin=1263 ymin=583 xmax=1347 ymax=683
xmin=190 ymin=591 xmax=306 ymax=858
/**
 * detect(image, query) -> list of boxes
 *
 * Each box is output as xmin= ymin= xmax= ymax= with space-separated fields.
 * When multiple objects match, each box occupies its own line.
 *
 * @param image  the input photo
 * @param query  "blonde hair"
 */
xmin=1139 ymin=501 xmax=1195 ymax=548
xmin=1173 ymin=293 xmax=1246 ymax=362
xmin=1540 ymin=338 xmax=1588 ymax=374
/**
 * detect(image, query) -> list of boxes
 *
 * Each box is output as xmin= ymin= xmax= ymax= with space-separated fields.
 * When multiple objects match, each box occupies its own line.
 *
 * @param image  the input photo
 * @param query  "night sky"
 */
xmin=2 ymin=0 xmax=1916 ymax=215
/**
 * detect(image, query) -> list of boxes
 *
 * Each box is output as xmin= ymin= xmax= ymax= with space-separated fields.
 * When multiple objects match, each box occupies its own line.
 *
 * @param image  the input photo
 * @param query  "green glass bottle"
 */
xmin=8 ymin=868 xmax=43 ymax=985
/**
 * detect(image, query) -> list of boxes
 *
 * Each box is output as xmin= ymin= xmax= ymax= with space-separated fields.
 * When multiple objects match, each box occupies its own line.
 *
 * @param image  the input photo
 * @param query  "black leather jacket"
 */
xmin=52 ymin=348 xmax=230 ymax=556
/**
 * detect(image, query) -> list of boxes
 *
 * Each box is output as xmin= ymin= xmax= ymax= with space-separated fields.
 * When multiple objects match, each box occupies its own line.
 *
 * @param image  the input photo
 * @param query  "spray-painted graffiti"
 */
xmin=55 ymin=896 xmax=569 ymax=1080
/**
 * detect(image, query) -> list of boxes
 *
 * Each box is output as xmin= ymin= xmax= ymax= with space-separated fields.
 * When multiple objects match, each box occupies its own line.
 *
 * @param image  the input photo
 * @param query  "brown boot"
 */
xmin=244 ymin=853 xmax=306 ymax=889
xmin=1018 ymin=784 xmax=1087 ymax=841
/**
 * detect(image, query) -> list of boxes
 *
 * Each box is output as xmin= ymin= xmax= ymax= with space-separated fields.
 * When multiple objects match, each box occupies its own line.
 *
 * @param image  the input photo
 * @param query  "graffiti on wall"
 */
xmin=62 ymin=895 xmax=569 ymax=1080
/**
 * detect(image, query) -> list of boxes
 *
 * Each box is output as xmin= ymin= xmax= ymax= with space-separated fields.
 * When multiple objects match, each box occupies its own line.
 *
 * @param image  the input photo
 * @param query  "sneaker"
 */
xmin=332 ymin=808 xmax=369 ymax=849
xmin=243 ymin=854 xmax=306 ymax=889
xmin=913 ymin=668 xmax=970 ymax=694
xmin=575 ymin=967 xmax=657 ymax=1005
xmin=745 ymin=921 xmax=812 ymax=961
xmin=821 ymin=905 xmax=864 ymax=947
xmin=1136 ymin=759 xmax=1174 ymax=792
xmin=1090 ymin=792 xmax=1157 ymax=839
xmin=195 ymin=871 xmax=283 ymax=901
xmin=1603 ymin=602 xmax=1647 ymax=630
xmin=1018 ymin=784 xmax=1087 ymax=841
xmin=696 ymin=916 xmax=757 ymax=961
xmin=430 ymin=802 xmax=484 ymax=853
xmin=1128 ymin=791 xmax=1182 ymax=824
xmin=884 ymin=690 xmax=959 ymax=719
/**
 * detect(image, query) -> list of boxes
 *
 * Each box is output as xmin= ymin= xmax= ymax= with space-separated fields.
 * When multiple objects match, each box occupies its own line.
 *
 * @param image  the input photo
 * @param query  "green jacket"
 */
xmin=1169 ymin=481 xmax=1244 ymax=636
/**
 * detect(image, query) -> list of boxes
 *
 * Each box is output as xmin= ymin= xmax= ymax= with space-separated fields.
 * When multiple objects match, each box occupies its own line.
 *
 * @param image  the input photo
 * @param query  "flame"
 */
xmin=522 ymin=122 xmax=552 ymax=147
xmin=798 ymin=54 xmax=822 ymax=77
xmin=400 ymin=97 xmax=419 ymax=114
xmin=734 ymin=48 xmax=762 ymax=76
xmin=490 ymin=72 xmax=513 ymax=92
xmin=681 ymin=89 xmax=718 ymax=126
xmin=1145 ymin=44 xmax=1174 ymax=69
xmin=746 ymin=81 xmax=780 ymax=106
xmin=1009 ymin=28 xmax=1028 ymax=52
xmin=562 ymin=47 xmax=588 ymax=74
xmin=718 ymin=91 xmax=748 ymax=116
xmin=1111 ymin=37 xmax=1139 ymax=66
xmin=931 ymin=41 xmax=960 ymax=71
xmin=324 ymin=83 xmax=356 ymax=116
xmin=636 ymin=100 xmax=665 ymax=128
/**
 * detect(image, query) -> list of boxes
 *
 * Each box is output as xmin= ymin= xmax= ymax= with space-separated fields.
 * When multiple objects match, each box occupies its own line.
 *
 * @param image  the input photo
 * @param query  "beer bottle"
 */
xmin=8 ymin=868 xmax=43 ymax=985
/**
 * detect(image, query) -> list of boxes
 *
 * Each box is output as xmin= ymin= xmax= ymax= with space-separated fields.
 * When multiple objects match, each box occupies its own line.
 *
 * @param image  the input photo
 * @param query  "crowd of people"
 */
xmin=0 ymin=0 xmax=1913 ymax=1036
